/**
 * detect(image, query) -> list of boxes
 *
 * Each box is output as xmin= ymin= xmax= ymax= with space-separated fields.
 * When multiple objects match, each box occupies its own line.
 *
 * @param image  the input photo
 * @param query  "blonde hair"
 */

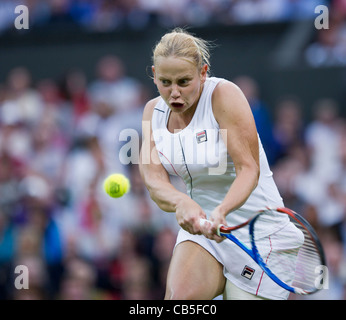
xmin=152 ymin=28 xmax=211 ymax=74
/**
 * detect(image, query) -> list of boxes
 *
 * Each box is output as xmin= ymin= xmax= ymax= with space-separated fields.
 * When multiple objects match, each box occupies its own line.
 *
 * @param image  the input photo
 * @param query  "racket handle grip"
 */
xmin=199 ymin=218 xmax=222 ymax=237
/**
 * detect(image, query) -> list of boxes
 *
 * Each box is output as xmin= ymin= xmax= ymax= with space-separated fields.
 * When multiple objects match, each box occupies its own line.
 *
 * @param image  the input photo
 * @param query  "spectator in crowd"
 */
xmin=234 ymin=75 xmax=280 ymax=165
xmin=273 ymin=96 xmax=305 ymax=159
xmin=88 ymin=55 xmax=142 ymax=115
xmin=1 ymin=67 xmax=43 ymax=128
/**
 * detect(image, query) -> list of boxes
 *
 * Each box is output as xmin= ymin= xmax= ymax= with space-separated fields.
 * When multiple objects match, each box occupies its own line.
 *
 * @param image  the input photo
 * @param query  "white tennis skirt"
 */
xmin=175 ymin=221 xmax=303 ymax=300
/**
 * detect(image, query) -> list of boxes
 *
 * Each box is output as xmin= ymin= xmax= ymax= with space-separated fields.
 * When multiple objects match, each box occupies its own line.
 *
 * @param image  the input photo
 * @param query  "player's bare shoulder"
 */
xmin=212 ymin=79 xmax=251 ymax=123
xmin=142 ymin=96 xmax=161 ymax=121
xmin=212 ymin=80 xmax=245 ymax=109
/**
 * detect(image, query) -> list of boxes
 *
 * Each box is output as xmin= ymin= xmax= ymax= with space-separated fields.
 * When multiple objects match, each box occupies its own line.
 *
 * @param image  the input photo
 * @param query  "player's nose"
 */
xmin=170 ymin=85 xmax=181 ymax=99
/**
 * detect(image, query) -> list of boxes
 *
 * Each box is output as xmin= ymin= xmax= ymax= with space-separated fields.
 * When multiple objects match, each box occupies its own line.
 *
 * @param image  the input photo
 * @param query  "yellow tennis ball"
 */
xmin=103 ymin=173 xmax=130 ymax=198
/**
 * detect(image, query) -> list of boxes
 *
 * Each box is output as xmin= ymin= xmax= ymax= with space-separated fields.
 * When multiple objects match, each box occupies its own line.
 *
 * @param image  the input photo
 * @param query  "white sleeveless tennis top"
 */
xmin=152 ymin=77 xmax=287 ymax=240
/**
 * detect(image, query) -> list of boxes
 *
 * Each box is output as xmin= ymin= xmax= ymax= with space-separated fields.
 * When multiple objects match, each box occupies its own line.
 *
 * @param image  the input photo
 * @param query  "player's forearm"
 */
xmin=147 ymin=181 xmax=190 ymax=213
xmin=139 ymin=161 xmax=188 ymax=213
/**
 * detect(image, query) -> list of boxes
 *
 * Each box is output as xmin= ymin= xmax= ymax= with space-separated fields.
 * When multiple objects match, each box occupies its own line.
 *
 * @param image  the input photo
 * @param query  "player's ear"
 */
xmin=152 ymin=65 xmax=157 ymax=84
xmin=200 ymin=64 xmax=208 ymax=83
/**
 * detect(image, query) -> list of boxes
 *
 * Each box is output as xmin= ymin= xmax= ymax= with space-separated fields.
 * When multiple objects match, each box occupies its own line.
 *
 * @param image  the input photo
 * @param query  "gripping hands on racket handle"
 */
xmin=199 ymin=218 xmax=246 ymax=236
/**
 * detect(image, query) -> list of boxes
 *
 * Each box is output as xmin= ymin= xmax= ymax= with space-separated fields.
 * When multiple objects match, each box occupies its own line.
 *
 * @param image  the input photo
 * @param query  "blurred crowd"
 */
xmin=0 ymin=53 xmax=345 ymax=300
xmin=0 ymin=56 xmax=180 ymax=300
xmin=304 ymin=0 xmax=346 ymax=67
xmin=1 ymin=0 xmax=346 ymax=68
xmin=0 ymin=0 xmax=333 ymax=34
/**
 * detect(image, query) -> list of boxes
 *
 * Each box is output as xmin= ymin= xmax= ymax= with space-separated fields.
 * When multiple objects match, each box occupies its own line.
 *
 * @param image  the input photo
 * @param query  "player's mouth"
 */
xmin=170 ymin=102 xmax=185 ymax=108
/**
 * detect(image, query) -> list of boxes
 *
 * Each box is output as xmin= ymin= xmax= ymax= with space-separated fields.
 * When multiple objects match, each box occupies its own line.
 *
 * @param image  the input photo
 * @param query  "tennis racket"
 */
xmin=200 ymin=207 xmax=326 ymax=295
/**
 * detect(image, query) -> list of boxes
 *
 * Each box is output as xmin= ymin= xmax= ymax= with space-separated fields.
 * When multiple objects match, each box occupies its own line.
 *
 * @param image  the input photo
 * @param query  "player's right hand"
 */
xmin=175 ymin=197 xmax=207 ymax=235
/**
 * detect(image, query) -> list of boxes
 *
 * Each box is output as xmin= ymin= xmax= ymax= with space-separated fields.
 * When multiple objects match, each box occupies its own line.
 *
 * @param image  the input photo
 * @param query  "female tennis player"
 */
xmin=139 ymin=28 xmax=301 ymax=300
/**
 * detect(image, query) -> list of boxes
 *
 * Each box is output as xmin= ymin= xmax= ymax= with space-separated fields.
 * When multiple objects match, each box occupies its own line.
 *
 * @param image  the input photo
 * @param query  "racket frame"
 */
xmin=214 ymin=207 xmax=326 ymax=295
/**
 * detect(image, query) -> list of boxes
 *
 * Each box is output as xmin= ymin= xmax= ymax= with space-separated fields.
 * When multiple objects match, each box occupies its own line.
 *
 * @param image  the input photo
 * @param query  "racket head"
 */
xmin=249 ymin=207 xmax=327 ymax=295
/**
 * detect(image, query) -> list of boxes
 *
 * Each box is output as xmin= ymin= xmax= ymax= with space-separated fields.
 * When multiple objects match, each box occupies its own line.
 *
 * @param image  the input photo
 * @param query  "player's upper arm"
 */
xmin=139 ymin=97 xmax=170 ymax=185
xmin=212 ymin=80 xmax=259 ymax=174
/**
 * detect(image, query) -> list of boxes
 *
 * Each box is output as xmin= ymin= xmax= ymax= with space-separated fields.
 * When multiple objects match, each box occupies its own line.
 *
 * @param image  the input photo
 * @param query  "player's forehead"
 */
xmin=154 ymin=56 xmax=198 ymax=79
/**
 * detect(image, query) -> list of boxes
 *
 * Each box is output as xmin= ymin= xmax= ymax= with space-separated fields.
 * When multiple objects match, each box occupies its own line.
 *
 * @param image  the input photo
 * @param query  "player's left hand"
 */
xmin=201 ymin=207 xmax=227 ymax=243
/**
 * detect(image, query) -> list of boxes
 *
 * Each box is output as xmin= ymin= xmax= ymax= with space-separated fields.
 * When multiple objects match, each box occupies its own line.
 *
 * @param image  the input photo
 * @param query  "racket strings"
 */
xmin=256 ymin=218 xmax=324 ymax=293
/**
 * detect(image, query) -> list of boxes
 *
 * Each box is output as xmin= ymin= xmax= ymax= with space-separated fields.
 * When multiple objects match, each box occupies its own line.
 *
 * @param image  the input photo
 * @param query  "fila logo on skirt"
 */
xmin=241 ymin=265 xmax=255 ymax=280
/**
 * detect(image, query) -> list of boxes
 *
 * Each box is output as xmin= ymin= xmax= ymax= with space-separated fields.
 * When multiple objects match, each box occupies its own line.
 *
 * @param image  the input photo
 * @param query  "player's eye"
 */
xmin=178 ymin=79 xmax=190 ymax=86
xmin=161 ymin=79 xmax=171 ymax=86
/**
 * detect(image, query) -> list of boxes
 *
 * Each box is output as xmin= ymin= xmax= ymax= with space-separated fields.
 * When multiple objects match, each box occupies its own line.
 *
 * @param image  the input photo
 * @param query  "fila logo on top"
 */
xmin=241 ymin=265 xmax=255 ymax=280
xmin=196 ymin=130 xmax=207 ymax=144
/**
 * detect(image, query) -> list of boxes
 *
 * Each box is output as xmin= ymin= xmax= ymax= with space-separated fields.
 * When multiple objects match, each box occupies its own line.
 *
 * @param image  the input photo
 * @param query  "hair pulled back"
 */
xmin=152 ymin=28 xmax=211 ymax=74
